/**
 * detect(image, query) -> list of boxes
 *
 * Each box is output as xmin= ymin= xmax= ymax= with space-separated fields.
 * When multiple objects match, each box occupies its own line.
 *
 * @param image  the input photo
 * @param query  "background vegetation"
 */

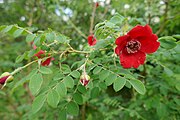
xmin=0 ymin=0 xmax=179 ymax=120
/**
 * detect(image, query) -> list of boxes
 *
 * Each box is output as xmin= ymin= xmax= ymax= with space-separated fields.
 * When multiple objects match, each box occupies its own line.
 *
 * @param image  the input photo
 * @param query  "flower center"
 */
xmin=126 ymin=40 xmax=141 ymax=53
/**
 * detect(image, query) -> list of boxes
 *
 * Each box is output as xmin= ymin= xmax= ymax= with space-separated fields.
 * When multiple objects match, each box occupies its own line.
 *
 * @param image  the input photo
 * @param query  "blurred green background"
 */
xmin=0 ymin=0 xmax=179 ymax=120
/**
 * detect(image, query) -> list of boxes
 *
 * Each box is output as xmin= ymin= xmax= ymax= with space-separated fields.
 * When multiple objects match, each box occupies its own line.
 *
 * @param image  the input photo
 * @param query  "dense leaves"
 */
xmin=0 ymin=0 xmax=179 ymax=120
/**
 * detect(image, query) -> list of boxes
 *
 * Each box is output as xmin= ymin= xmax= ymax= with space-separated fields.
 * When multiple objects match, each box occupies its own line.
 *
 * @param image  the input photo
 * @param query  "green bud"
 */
xmin=7 ymin=76 xmax=14 ymax=83
xmin=0 ymin=72 xmax=11 ymax=78
xmin=80 ymin=74 xmax=90 ymax=80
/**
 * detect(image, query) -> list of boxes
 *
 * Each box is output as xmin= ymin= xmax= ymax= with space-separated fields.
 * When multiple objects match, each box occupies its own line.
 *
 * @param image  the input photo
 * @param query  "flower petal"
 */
xmin=139 ymin=34 xmax=160 ymax=54
xmin=41 ymin=58 xmax=51 ymax=66
xmin=88 ymin=35 xmax=97 ymax=46
xmin=0 ymin=76 xmax=9 ymax=85
xmin=127 ymin=25 xmax=153 ymax=39
xmin=115 ymin=47 xmax=121 ymax=55
xmin=34 ymin=50 xmax=45 ymax=58
xmin=120 ymin=51 xmax=146 ymax=68
xmin=115 ymin=35 xmax=129 ymax=45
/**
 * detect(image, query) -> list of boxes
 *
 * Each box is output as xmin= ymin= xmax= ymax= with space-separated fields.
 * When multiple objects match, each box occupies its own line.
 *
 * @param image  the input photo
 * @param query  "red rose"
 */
xmin=87 ymin=35 xmax=97 ymax=46
xmin=115 ymin=25 xmax=160 ymax=68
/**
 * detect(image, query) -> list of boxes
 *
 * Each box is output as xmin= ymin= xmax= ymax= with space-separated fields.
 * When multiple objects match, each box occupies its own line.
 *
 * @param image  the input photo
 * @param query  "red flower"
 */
xmin=32 ymin=44 xmax=54 ymax=66
xmin=95 ymin=2 xmax=99 ymax=8
xmin=0 ymin=76 xmax=9 ymax=85
xmin=115 ymin=25 xmax=160 ymax=68
xmin=41 ymin=57 xmax=55 ymax=66
xmin=34 ymin=50 xmax=45 ymax=58
xmin=88 ymin=35 xmax=97 ymax=46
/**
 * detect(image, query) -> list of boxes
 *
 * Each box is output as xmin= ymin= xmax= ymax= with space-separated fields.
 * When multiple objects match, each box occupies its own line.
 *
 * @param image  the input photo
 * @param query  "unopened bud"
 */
xmin=0 ymin=72 xmax=10 ymax=78
xmin=80 ymin=74 xmax=90 ymax=86
xmin=7 ymin=76 xmax=14 ymax=83
xmin=0 ymin=72 xmax=13 ymax=85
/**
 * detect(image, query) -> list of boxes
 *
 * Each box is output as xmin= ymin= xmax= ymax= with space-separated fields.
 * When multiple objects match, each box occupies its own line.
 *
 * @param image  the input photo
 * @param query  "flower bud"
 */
xmin=80 ymin=74 xmax=90 ymax=86
xmin=6 ymin=76 xmax=14 ymax=83
xmin=0 ymin=72 xmax=13 ymax=85
xmin=95 ymin=2 xmax=99 ymax=8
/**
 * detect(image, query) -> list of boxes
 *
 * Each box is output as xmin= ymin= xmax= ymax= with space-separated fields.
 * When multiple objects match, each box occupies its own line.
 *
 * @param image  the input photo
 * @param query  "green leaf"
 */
xmin=99 ymin=82 xmax=107 ymax=89
xmin=105 ymin=74 xmax=117 ymax=86
xmin=15 ymin=53 xmax=25 ymax=63
xmin=70 ymin=70 xmax=80 ymax=78
xmin=93 ymin=66 xmax=102 ymax=74
xmin=73 ymin=92 xmax=83 ymax=105
xmin=29 ymin=73 xmax=43 ymax=95
xmin=91 ymin=87 xmax=99 ymax=98
xmin=173 ymin=34 xmax=180 ymax=39
xmin=125 ymin=80 xmax=131 ymax=88
xmin=11 ymin=69 xmax=38 ymax=93
xmin=113 ymin=77 xmax=126 ymax=92
xmin=66 ymin=101 xmax=79 ymax=116
xmin=28 ymin=49 xmax=38 ymax=58
xmin=53 ymin=72 xmax=64 ymax=81
xmin=175 ymin=82 xmax=180 ymax=91
xmin=0 ymin=25 xmax=6 ymax=32
xmin=99 ymin=70 xmax=110 ymax=81
xmin=39 ymin=66 xmax=53 ymax=74
xmin=26 ymin=34 xmax=36 ymax=42
xmin=63 ymin=76 xmax=74 ymax=88
xmin=164 ymin=67 xmax=173 ymax=76
xmin=56 ymin=34 xmax=69 ymax=44
xmin=157 ymin=102 xmax=167 ymax=118
xmin=47 ymin=89 xmax=60 ymax=108
xmin=109 ymin=13 xmax=125 ymax=25
xmin=77 ymin=85 xmax=87 ymax=94
xmin=59 ymin=109 xmax=67 ymax=120
xmin=56 ymin=82 xmax=67 ymax=97
xmin=13 ymin=29 xmax=24 ymax=38
xmin=61 ymin=64 xmax=71 ymax=74
xmin=46 ymin=32 xmax=55 ymax=42
xmin=2 ymin=25 xmax=13 ymax=33
xmin=159 ymin=36 xmax=177 ymax=49
xmin=34 ymin=35 xmax=41 ymax=46
xmin=128 ymin=79 xmax=146 ymax=95
xmin=32 ymin=94 xmax=46 ymax=114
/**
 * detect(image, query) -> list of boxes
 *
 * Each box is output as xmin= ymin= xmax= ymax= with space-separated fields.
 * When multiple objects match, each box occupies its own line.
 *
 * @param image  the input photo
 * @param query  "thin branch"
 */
xmin=68 ymin=20 xmax=87 ymax=39
xmin=156 ymin=0 xmax=169 ymax=35
xmin=89 ymin=2 xmax=97 ymax=35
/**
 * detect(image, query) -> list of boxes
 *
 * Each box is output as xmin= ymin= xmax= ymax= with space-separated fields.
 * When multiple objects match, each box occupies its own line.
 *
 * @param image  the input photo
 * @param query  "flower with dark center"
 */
xmin=115 ymin=25 xmax=160 ymax=68
xmin=87 ymin=35 xmax=97 ymax=46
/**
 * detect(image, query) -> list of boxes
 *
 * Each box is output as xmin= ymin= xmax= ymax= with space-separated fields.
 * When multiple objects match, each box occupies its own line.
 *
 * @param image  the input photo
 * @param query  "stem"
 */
xmin=89 ymin=2 xmax=97 ymax=35
xmin=156 ymin=0 xmax=169 ymax=35
xmin=81 ymin=103 xmax=86 ymax=120
xmin=10 ymin=60 xmax=38 ymax=75
xmin=14 ymin=25 xmax=33 ymax=35
xmin=147 ymin=0 xmax=151 ymax=25
xmin=67 ymin=43 xmax=90 ymax=54
xmin=68 ymin=20 xmax=87 ymax=39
